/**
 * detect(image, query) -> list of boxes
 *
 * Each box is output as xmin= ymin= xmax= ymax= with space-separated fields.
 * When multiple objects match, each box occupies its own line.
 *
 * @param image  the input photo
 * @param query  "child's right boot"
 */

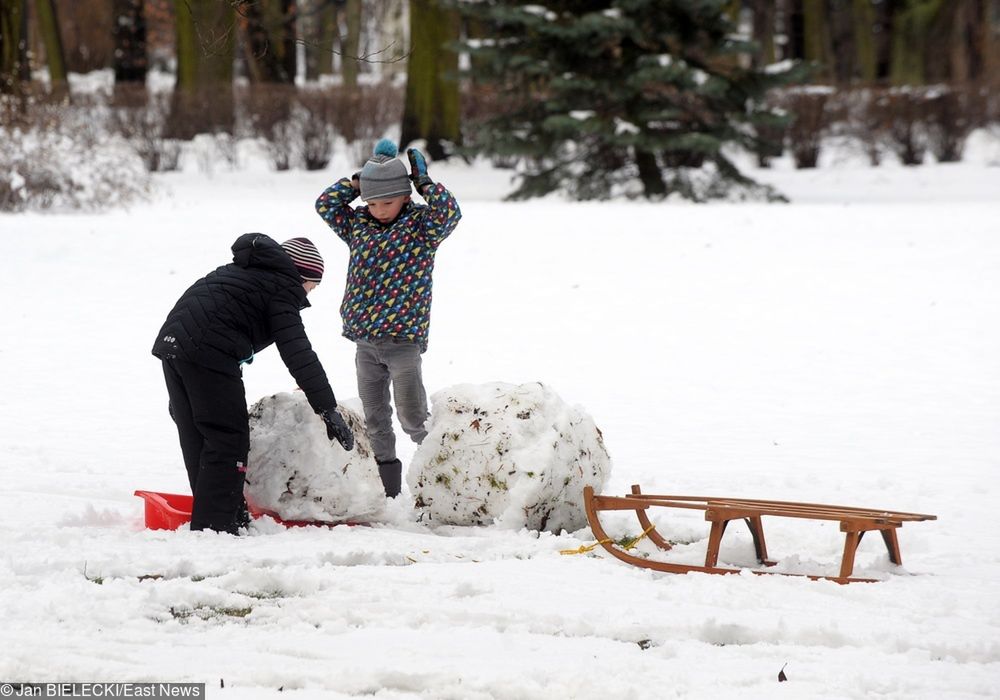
xmin=377 ymin=458 xmax=403 ymax=498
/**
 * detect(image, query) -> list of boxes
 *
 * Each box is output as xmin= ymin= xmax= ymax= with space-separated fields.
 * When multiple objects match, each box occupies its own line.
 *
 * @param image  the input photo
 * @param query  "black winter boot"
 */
xmin=377 ymin=458 xmax=402 ymax=498
xmin=234 ymin=499 xmax=251 ymax=531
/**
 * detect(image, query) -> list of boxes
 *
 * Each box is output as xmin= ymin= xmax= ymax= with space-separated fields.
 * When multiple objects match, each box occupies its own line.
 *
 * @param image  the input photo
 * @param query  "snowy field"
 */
xmin=1 ymin=139 xmax=999 ymax=699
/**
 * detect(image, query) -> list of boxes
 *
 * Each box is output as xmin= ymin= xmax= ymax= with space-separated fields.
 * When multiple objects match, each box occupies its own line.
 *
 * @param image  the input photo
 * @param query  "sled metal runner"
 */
xmin=583 ymin=485 xmax=936 ymax=584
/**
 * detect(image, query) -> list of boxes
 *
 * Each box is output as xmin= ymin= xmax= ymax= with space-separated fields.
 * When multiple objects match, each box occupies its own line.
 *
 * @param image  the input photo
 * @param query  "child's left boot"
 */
xmin=377 ymin=458 xmax=402 ymax=498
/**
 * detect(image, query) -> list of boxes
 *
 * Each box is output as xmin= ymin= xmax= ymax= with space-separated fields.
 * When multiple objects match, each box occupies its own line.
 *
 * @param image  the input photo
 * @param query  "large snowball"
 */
xmin=246 ymin=392 xmax=385 ymax=523
xmin=408 ymin=382 xmax=611 ymax=533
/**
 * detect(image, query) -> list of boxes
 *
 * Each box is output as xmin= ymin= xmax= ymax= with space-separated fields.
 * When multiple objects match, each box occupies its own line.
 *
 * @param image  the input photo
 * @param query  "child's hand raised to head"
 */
xmin=407 ymin=148 xmax=433 ymax=192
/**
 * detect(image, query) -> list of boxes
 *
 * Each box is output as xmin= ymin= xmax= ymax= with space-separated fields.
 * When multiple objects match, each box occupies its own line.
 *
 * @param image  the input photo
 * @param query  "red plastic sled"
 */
xmin=134 ymin=490 xmax=364 ymax=530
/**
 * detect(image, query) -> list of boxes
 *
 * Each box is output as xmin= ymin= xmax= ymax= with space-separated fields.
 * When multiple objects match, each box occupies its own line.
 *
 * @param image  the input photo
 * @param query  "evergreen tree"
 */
xmin=459 ymin=0 xmax=806 ymax=201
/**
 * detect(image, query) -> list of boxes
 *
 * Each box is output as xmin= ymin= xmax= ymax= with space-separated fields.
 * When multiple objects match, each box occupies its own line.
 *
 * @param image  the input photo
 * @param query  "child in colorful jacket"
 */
xmin=315 ymin=139 xmax=462 ymax=497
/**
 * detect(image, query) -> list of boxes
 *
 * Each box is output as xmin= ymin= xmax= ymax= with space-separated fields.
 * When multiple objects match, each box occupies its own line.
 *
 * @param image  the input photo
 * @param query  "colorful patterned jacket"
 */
xmin=315 ymin=178 xmax=462 ymax=352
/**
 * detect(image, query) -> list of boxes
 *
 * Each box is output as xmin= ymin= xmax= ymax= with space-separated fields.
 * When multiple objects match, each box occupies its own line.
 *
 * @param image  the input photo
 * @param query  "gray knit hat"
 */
xmin=360 ymin=139 xmax=411 ymax=201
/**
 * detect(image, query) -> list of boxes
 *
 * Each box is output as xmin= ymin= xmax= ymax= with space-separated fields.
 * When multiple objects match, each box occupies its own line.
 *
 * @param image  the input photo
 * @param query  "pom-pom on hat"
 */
xmin=360 ymin=138 xmax=412 ymax=202
xmin=281 ymin=237 xmax=324 ymax=283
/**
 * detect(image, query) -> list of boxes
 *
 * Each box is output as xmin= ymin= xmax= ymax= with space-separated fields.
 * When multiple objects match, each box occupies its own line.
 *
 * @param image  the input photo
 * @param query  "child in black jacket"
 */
xmin=152 ymin=233 xmax=353 ymax=533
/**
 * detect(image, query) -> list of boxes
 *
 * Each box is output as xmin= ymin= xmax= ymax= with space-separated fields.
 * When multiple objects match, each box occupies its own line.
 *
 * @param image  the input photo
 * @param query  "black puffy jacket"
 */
xmin=152 ymin=233 xmax=336 ymax=413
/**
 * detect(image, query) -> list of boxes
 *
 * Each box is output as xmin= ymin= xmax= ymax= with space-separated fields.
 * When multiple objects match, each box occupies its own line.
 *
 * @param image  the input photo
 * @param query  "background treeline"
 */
xmin=1 ymin=1 xmax=999 ymax=208
xmin=5 ymin=2 xmax=998 ymax=92
xmin=747 ymin=0 xmax=998 ymax=86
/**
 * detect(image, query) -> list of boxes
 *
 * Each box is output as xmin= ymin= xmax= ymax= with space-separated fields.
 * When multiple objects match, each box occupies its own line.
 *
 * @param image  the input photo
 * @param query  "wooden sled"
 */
xmin=583 ymin=485 xmax=936 ymax=584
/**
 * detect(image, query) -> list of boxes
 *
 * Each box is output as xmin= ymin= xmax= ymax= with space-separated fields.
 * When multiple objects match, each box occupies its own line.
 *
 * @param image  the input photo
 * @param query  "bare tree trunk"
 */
xmin=803 ymin=0 xmax=835 ymax=81
xmin=341 ymin=0 xmax=361 ymax=88
xmin=400 ymin=0 xmax=461 ymax=159
xmin=35 ymin=0 xmax=68 ymax=96
xmin=55 ymin=0 xmax=115 ymax=74
xmin=975 ymin=0 xmax=999 ymax=85
xmin=852 ymin=0 xmax=877 ymax=83
xmin=827 ymin=0 xmax=855 ymax=83
xmin=303 ymin=0 xmax=334 ymax=81
xmin=113 ymin=0 xmax=147 ymax=84
xmin=1 ymin=0 xmax=27 ymax=97
xmin=872 ymin=0 xmax=897 ymax=81
xmin=277 ymin=0 xmax=296 ymax=82
xmin=936 ymin=0 xmax=969 ymax=84
xmin=635 ymin=148 xmax=666 ymax=198
xmin=240 ymin=1 xmax=273 ymax=83
xmin=172 ymin=0 xmax=234 ymax=136
xmin=240 ymin=0 xmax=296 ymax=84
xmin=750 ymin=0 xmax=777 ymax=66
xmin=890 ymin=0 xmax=945 ymax=85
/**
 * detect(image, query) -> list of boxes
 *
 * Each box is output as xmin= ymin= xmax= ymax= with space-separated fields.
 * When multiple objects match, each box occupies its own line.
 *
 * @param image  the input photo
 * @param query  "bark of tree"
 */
xmin=400 ymin=0 xmax=461 ymax=159
xmin=635 ymin=148 xmax=666 ymax=198
xmin=802 ymin=0 xmax=835 ymax=81
xmin=928 ymin=0 xmax=968 ymax=84
xmin=827 ymin=0 xmax=856 ymax=83
xmin=172 ymin=0 xmax=234 ymax=136
xmin=890 ymin=0 xmax=945 ymax=85
xmin=54 ymin=0 xmax=115 ymax=74
xmin=981 ymin=0 xmax=1000 ymax=86
xmin=1 ymin=0 xmax=27 ymax=96
xmin=303 ymin=0 xmax=334 ymax=80
xmin=341 ymin=0 xmax=361 ymax=88
xmin=241 ymin=0 xmax=296 ymax=83
xmin=784 ymin=3 xmax=807 ymax=62
xmin=304 ymin=0 xmax=361 ymax=84
xmin=113 ymin=0 xmax=147 ymax=84
xmin=750 ymin=0 xmax=777 ymax=66
xmin=954 ymin=0 xmax=981 ymax=84
xmin=852 ymin=0 xmax=877 ymax=83
xmin=274 ymin=0 xmax=297 ymax=82
xmin=35 ymin=0 xmax=69 ymax=96
xmin=872 ymin=0 xmax=896 ymax=80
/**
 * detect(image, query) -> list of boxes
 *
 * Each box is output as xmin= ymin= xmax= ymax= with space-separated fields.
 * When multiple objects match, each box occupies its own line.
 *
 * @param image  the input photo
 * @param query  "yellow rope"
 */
xmin=620 ymin=525 xmax=656 ymax=550
xmin=559 ymin=538 xmax=613 ymax=556
xmin=560 ymin=525 xmax=656 ymax=555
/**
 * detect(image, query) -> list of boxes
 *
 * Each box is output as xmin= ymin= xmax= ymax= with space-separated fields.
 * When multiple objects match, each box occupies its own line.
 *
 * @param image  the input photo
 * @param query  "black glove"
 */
xmin=321 ymin=409 xmax=354 ymax=451
xmin=406 ymin=148 xmax=433 ymax=192
xmin=350 ymin=171 xmax=361 ymax=193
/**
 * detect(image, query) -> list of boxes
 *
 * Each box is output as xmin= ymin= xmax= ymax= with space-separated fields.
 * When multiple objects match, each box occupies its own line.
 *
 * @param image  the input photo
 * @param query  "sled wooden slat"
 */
xmin=583 ymin=484 xmax=936 ymax=584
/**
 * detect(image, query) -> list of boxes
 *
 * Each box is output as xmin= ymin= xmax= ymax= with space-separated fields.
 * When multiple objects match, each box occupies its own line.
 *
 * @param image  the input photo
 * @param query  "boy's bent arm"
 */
xmin=269 ymin=292 xmax=337 ymax=413
xmin=417 ymin=182 xmax=462 ymax=248
xmin=315 ymin=177 xmax=360 ymax=245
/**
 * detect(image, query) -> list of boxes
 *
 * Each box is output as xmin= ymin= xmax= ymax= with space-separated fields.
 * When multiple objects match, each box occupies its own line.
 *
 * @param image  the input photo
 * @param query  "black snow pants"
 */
xmin=162 ymin=358 xmax=250 ymax=534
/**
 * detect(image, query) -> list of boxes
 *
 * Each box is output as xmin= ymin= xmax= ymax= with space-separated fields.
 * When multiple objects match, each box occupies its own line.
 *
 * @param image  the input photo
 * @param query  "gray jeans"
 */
xmin=355 ymin=337 xmax=429 ymax=463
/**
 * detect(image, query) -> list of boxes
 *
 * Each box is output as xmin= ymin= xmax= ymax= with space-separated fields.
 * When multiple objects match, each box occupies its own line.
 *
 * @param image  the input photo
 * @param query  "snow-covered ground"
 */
xmin=1 ymin=140 xmax=999 ymax=698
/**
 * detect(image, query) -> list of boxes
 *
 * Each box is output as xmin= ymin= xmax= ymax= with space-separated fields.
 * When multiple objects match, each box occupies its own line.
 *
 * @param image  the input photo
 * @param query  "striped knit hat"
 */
xmin=281 ymin=237 xmax=324 ymax=283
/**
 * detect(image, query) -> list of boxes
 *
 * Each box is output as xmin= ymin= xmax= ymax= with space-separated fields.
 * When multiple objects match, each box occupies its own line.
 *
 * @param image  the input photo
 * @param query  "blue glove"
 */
xmin=406 ymin=148 xmax=433 ymax=192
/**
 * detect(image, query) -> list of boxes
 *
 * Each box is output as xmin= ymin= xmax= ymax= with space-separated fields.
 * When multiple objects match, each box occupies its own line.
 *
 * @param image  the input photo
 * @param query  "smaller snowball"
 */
xmin=246 ymin=392 xmax=385 ymax=523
